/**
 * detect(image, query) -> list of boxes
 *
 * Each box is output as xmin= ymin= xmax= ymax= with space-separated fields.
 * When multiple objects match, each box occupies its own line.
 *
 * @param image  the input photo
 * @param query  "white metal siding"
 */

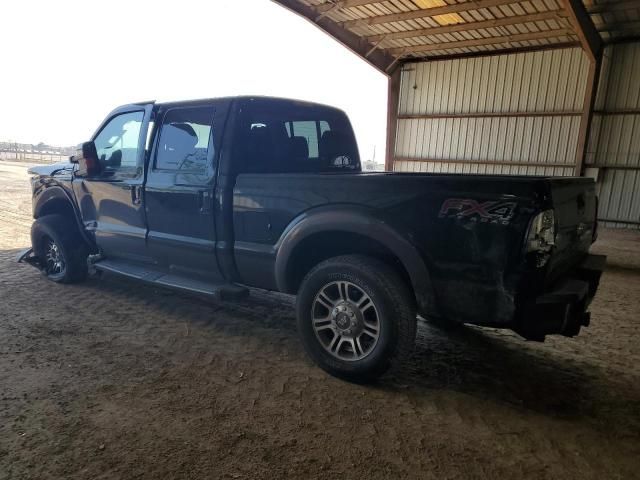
xmin=597 ymin=169 xmax=640 ymax=227
xmin=398 ymin=49 xmax=589 ymax=115
xmin=588 ymin=43 xmax=640 ymax=226
xmin=395 ymin=116 xmax=582 ymax=165
xmin=394 ymin=48 xmax=589 ymax=176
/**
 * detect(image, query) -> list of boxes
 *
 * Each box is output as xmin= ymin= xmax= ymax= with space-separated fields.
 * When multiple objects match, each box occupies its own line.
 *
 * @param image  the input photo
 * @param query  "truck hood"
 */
xmin=28 ymin=162 xmax=75 ymax=177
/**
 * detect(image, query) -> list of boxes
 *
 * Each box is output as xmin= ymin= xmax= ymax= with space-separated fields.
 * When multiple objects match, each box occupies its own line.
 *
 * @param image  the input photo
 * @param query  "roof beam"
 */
xmin=586 ymin=0 xmax=640 ymax=14
xmin=317 ymin=0 xmax=640 ymax=18
xmin=598 ymin=20 xmax=640 ymax=32
xmin=417 ymin=40 xmax=580 ymax=61
xmin=607 ymin=35 xmax=640 ymax=44
xmin=270 ymin=0 xmax=398 ymax=75
xmin=386 ymin=28 xmax=575 ymax=55
xmin=340 ymin=0 xmax=522 ymax=28
xmin=316 ymin=0 xmax=383 ymax=13
xmin=561 ymin=0 xmax=603 ymax=62
xmin=367 ymin=10 xmax=566 ymax=43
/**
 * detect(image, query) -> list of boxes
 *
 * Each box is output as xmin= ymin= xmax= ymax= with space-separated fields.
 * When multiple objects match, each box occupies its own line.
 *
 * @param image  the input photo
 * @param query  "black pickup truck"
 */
xmin=19 ymin=96 xmax=605 ymax=382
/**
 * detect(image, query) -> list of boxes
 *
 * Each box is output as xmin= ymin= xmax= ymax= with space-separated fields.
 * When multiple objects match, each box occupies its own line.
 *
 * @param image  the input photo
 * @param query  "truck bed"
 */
xmin=232 ymin=171 xmax=597 ymax=327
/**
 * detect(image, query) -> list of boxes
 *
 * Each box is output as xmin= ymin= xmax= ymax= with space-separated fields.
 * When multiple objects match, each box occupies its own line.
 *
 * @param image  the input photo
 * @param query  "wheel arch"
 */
xmin=33 ymin=185 xmax=94 ymax=248
xmin=34 ymin=187 xmax=75 ymax=219
xmin=274 ymin=206 xmax=435 ymax=314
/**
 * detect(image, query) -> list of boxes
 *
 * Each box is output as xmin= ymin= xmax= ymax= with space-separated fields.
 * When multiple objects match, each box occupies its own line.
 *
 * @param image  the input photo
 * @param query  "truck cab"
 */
xmin=62 ymin=98 xmax=356 ymax=284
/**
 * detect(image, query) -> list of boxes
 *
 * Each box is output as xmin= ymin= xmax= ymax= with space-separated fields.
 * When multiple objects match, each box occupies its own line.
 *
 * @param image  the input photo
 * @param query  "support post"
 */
xmin=562 ymin=0 xmax=603 ymax=63
xmin=385 ymin=67 xmax=401 ymax=171
xmin=575 ymin=58 xmax=601 ymax=176
xmin=562 ymin=0 xmax=603 ymax=176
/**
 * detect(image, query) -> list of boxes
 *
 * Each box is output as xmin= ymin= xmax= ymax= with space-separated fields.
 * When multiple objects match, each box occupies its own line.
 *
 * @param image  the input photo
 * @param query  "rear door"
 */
xmin=229 ymin=98 xmax=361 ymax=289
xmin=73 ymin=103 xmax=153 ymax=263
xmin=144 ymin=102 xmax=222 ymax=282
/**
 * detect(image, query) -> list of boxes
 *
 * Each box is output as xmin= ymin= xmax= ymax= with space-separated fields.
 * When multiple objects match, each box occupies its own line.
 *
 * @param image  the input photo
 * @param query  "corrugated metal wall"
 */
xmin=393 ymin=44 xmax=640 ymax=227
xmin=587 ymin=42 xmax=640 ymax=227
xmin=394 ymin=48 xmax=589 ymax=176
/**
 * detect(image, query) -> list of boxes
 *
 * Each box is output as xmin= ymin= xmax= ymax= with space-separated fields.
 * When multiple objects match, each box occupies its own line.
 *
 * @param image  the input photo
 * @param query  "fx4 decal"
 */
xmin=439 ymin=198 xmax=517 ymax=225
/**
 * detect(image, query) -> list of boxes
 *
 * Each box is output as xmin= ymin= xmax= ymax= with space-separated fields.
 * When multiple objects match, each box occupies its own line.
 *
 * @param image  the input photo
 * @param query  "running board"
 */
xmin=93 ymin=259 xmax=248 ymax=301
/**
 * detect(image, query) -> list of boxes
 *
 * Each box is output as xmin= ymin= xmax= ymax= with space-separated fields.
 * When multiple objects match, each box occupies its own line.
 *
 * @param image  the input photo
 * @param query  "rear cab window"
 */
xmin=238 ymin=99 xmax=360 ymax=174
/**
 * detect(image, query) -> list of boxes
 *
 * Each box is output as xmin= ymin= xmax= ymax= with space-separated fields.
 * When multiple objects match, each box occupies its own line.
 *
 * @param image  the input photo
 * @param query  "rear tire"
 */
xmin=296 ymin=255 xmax=416 ymax=383
xmin=31 ymin=214 xmax=89 ymax=283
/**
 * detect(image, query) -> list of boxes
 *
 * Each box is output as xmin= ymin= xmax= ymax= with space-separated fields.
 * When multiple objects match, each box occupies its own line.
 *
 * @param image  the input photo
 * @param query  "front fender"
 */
xmin=32 ymin=182 xmax=93 ymax=247
xmin=33 ymin=184 xmax=74 ymax=217
xmin=274 ymin=205 xmax=436 ymax=314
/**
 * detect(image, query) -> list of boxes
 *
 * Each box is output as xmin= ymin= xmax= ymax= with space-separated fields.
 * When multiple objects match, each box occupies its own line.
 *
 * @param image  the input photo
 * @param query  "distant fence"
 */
xmin=0 ymin=150 xmax=69 ymax=164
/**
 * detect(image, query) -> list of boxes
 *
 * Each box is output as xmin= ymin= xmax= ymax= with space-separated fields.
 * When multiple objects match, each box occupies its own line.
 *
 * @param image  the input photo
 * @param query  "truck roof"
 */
xmin=132 ymin=96 xmax=343 ymax=112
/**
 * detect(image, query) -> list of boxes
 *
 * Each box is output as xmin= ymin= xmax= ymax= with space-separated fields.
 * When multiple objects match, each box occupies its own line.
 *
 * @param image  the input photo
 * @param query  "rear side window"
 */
xmin=240 ymin=101 xmax=359 ymax=174
xmin=285 ymin=121 xmax=318 ymax=158
xmin=154 ymin=106 xmax=215 ymax=173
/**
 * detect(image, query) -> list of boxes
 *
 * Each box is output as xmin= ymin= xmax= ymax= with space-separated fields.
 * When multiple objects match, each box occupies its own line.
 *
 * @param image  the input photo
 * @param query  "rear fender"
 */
xmin=274 ymin=205 xmax=436 ymax=314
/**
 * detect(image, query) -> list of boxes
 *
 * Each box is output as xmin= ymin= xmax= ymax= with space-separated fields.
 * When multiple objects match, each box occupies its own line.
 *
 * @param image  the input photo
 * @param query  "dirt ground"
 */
xmin=0 ymin=160 xmax=639 ymax=479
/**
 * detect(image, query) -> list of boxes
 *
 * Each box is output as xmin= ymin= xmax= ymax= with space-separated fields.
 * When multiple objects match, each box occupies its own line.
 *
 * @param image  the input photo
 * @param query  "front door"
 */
xmin=73 ymin=104 xmax=153 ymax=263
xmin=144 ymin=103 xmax=221 ymax=281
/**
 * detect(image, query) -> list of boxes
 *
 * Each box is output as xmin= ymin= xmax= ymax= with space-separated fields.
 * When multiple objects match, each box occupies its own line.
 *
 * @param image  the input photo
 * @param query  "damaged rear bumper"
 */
xmin=518 ymin=254 xmax=606 ymax=341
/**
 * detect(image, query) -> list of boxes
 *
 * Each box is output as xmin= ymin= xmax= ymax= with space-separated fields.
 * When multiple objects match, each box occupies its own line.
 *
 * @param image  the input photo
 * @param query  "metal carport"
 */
xmin=271 ymin=0 xmax=640 ymax=227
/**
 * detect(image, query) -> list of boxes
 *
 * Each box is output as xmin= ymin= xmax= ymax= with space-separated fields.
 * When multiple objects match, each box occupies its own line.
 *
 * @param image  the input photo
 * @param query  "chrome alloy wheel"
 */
xmin=311 ymin=281 xmax=380 ymax=361
xmin=44 ymin=237 xmax=65 ymax=276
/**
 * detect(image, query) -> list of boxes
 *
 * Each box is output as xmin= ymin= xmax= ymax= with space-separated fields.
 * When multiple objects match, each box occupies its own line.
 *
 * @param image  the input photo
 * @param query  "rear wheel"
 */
xmin=296 ymin=255 xmax=416 ymax=383
xmin=31 ymin=214 xmax=89 ymax=283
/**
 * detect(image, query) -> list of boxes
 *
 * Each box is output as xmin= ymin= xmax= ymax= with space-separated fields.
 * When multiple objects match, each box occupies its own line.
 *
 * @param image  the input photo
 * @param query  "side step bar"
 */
xmin=93 ymin=259 xmax=249 ymax=301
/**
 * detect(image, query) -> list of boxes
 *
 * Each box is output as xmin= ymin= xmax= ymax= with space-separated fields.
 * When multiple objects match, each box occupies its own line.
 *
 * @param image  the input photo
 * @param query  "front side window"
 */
xmin=93 ymin=111 xmax=144 ymax=173
xmin=154 ymin=106 xmax=215 ymax=173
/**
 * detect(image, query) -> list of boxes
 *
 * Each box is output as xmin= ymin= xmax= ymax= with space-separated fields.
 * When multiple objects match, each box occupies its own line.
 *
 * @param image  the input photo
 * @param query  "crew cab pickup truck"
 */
xmin=19 ymin=96 xmax=605 ymax=382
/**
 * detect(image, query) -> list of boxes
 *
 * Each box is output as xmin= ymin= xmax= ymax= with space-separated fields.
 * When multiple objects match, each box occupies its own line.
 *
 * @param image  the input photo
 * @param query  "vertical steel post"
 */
xmin=575 ymin=57 xmax=602 ymax=176
xmin=562 ymin=0 xmax=603 ymax=176
xmin=385 ymin=68 xmax=401 ymax=171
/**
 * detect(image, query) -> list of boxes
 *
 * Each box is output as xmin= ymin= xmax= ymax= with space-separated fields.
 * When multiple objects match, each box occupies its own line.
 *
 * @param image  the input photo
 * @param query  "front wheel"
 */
xmin=296 ymin=255 xmax=417 ymax=383
xmin=31 ymin=214 xmax=89 ymax=283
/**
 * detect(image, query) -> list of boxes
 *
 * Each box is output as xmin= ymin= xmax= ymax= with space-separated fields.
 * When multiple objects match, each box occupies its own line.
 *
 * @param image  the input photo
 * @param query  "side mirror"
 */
xmin=74 ymin=141 xmax=101 ymax=177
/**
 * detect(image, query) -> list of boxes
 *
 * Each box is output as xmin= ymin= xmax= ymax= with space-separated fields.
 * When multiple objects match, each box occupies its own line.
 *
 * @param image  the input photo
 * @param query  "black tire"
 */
xmin=31 ymin=214 xmax=89 ymax=284
xmin=296 ymin=254 xmax=417 ymax=383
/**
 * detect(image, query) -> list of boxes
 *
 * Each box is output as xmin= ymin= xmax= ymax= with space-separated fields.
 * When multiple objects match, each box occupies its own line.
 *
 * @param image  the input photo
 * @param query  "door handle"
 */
xmin=131 ymin=185 xmax=143 ymax=205
xmin=199 ymin=190 xmax=213 ymax=214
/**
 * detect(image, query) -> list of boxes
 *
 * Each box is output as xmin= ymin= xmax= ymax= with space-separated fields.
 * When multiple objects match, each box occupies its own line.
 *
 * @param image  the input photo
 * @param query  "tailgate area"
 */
xmin=519 ymin=254 xmax=606 ymax=341
xmin=545 ymin=178 xmax=598 ymax=283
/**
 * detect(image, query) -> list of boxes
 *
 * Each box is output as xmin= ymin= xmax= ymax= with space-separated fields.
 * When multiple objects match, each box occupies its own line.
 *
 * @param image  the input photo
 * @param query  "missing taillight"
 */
xmin=527 ymin=210 xmax=556 ymax=265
